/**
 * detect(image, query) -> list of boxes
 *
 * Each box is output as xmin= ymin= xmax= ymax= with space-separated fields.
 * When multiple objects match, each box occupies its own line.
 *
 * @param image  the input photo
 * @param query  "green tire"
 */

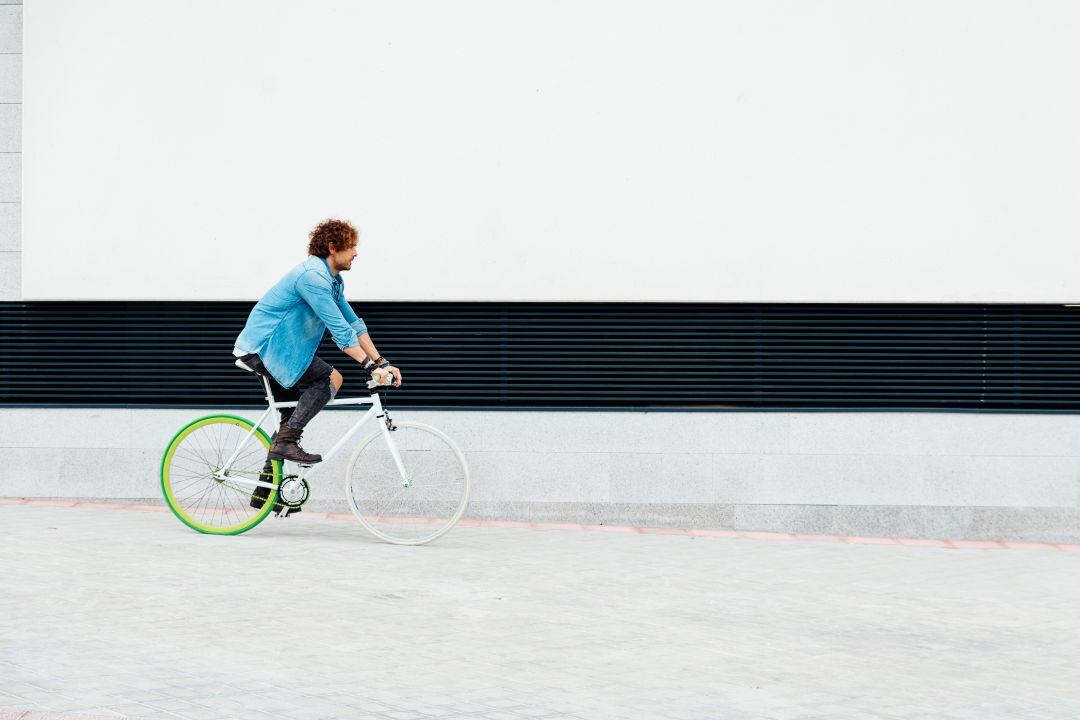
xmin=161 ymin=414 xmax=281 ymax=535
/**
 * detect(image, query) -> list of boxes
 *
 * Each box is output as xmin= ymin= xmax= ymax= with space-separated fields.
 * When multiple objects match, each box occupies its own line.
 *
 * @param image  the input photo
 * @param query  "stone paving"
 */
xmin=1 ymin=505 xmax=1079 ymax=720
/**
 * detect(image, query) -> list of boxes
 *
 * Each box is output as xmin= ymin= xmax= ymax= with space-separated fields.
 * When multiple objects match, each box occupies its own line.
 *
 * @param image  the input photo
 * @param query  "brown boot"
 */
xmin=249 ymin=458 xmax=276 ymax=510
xmin=267 ymin=425 xmax=322 ymax=464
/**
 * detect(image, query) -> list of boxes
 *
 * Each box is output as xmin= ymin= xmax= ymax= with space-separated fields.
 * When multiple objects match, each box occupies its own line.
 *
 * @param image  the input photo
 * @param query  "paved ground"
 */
xmin=2 ymin=505 xmax=1079 ymax=720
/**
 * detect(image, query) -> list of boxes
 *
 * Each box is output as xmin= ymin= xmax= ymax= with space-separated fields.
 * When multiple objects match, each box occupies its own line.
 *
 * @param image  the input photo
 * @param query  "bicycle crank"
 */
xmin=278 ymin=475 xmax=310 ymax=508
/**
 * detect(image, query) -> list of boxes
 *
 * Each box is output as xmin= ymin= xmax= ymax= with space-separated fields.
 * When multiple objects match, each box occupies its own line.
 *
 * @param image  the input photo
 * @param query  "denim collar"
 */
xmin=313 ymin=256 xmax=343 ymax=300
xmin=309 ymin=255 xmax=343 ymax=287
xmin=319 ymin=256 xmax=339 ymax=279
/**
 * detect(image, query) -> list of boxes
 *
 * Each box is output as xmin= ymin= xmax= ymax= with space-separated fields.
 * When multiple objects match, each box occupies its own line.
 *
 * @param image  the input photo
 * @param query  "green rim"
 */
xmin=160 ymin=414 xmax=280 ymax=535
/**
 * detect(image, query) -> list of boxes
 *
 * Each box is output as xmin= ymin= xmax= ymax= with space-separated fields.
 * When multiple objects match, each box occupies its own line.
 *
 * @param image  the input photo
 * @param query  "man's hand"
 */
xmin=371 ymin=365 xmax=403 ymax=387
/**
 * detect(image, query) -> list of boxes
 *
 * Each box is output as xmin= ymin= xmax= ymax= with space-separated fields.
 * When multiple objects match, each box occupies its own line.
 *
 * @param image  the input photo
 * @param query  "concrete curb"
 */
xmin=3 ymin=496 xmax=1078 ymax=551
xmin=0 ymin=711 xmax=147 ymax=720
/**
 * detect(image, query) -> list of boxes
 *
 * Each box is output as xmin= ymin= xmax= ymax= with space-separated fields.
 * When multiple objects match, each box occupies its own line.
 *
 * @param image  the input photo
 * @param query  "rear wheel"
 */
xmin=160 ymin=415 xmax=281 ymax=535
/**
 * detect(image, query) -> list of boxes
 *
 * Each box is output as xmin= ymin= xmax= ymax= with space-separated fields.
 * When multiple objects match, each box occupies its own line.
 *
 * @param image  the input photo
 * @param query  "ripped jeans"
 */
xmin=240 ymin=353 xmax=337 ymax=432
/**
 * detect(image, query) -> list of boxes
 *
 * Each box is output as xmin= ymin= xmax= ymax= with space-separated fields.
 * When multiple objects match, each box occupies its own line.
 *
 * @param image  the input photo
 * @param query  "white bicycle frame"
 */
xmin=212 ymin=374 xmax=410 ymax=491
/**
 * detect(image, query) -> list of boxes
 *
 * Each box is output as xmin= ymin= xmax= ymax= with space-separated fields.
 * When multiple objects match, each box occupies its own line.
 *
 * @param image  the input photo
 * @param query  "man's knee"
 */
xmin=330 ymin=368 xmax=343 ymax=391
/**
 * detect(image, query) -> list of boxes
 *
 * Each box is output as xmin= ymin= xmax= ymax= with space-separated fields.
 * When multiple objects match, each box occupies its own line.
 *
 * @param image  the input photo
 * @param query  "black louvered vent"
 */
xmin=2 ymin=301 xmax=1079 ymax=411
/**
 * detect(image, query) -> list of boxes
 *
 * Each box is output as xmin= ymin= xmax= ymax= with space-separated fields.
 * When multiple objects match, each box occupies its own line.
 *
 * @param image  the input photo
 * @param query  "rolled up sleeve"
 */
xmin=336 ymin=293 xmax=368 ymax=337
xmin=295 ymin=272 xmax=359 ymax=350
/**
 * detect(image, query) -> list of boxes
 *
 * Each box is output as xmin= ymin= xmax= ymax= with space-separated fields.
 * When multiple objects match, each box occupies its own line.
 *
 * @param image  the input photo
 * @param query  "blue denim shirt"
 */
xmin=235 ymin=256 xmax=368 ymax=388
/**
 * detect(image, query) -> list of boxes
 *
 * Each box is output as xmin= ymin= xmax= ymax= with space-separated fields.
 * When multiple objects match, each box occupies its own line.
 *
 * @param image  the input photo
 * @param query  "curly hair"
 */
xmin=307 ymin=219 xmax=358 ymax=258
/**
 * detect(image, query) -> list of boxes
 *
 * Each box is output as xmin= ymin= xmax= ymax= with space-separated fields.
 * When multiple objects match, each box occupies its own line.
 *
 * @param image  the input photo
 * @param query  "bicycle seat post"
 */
xmin=261 ymin=375 xmax=280 ymax=429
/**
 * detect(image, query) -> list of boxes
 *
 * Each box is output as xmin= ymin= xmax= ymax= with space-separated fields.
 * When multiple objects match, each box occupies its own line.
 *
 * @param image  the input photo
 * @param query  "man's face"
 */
xmin=330 ymin=241 xmax=358 ymax=271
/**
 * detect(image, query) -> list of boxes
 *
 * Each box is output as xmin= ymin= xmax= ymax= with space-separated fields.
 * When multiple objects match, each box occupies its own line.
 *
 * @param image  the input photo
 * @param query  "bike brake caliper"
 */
xmin=383 ymin=409 xmax=397 ymax=432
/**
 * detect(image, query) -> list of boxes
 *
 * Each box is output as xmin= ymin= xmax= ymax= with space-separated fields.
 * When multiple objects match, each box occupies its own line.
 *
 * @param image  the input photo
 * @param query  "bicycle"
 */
xmin=159 ymin=359 xmax=471 ymax=545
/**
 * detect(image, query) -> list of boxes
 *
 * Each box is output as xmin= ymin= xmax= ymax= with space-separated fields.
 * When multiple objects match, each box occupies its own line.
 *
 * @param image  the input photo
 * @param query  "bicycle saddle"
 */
xmin=234 ymin=353 xmax=271 ymax=377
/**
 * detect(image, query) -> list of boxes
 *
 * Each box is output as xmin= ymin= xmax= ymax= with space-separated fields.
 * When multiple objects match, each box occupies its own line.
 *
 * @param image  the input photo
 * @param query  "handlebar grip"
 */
xmin=366 ymin=370 xmax=396 ymax=390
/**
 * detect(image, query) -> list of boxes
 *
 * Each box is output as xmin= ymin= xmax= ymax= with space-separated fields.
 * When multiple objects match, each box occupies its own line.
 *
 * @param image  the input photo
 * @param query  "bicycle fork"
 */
xmin=378 ymin=408 xmax=412 ymax=488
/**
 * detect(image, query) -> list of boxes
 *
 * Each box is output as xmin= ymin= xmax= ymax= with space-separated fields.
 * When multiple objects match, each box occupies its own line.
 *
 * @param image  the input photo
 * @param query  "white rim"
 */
xmin=344 ymin=421 xmax=471 ymax=545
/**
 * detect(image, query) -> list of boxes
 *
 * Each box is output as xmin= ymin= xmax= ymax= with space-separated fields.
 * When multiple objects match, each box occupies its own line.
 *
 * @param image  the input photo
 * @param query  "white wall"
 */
xmin=22 ymin=0 xmax=1080 ymax=302
xmin=8 ymin=3 xmax=1080 ymax=540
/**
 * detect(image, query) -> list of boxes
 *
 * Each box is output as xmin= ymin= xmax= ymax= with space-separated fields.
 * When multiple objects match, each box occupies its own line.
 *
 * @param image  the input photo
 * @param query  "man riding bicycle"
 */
xmin=233 ymin=219 xmax=402 ymax=513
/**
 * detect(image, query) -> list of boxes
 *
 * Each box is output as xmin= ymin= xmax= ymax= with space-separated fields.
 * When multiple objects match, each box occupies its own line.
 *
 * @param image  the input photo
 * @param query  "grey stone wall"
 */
xmin=0 ymin=1 xmax=19 ymax=300
xmin=2 ymin=407 xmax=1079 ymax=541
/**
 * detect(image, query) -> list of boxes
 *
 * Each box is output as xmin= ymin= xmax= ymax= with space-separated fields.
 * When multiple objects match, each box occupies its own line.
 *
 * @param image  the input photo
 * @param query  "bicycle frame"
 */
xmin=213 ymin=374 xmax=409 ymax=490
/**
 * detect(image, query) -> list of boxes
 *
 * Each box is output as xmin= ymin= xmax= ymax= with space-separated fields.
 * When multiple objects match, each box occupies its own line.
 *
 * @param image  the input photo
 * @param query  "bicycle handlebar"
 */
xmin=365 ymin=370 xmax=397 ymax=390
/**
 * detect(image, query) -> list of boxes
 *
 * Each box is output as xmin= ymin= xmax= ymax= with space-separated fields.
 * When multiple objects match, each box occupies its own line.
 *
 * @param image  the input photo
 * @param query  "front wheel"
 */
xmin=345 ymin=421 xmax=471 ymax=545
xmin=160 ymin=414 xmax=281 ymax=535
